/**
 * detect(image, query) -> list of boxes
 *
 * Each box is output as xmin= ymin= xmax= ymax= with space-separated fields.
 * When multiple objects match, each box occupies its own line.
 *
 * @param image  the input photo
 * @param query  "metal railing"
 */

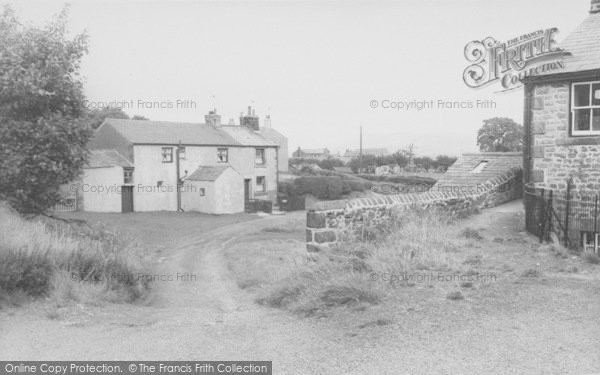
xmin=525 ymin=185 xmax=599 ymax=250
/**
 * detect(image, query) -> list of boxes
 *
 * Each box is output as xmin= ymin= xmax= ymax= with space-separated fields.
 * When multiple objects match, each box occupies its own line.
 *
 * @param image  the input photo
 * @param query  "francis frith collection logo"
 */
xmin=463 ymin=28 xmax=570 ymax=89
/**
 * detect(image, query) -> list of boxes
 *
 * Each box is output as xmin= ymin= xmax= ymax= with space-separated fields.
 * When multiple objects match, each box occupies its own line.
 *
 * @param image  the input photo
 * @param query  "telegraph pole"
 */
xmin=359 ymin=126 xmax=363 ymax=174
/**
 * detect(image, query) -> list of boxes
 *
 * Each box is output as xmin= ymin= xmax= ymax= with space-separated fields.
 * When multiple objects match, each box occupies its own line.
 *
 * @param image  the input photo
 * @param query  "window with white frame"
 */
xmin=161 ymin=147 xmax=173 ymax=163
xmin=123 ymin=168 xmax=133 ymax=184
xmin=255 ymin=148 xmax=265 ymax=165
xmin=571 ymin=82 xmax=600 ymax=136
xmin=178 ymin=146 xmax=186 ymax=160
xmin=217 ymin=148 xmax=228 ymax=163
xmin=256 ymin=176 xmax=266 ymax=193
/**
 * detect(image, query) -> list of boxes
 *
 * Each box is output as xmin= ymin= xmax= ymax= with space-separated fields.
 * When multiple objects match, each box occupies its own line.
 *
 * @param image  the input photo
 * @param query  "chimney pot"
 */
xmin=592 ymin=0 xmax=600 ymax=13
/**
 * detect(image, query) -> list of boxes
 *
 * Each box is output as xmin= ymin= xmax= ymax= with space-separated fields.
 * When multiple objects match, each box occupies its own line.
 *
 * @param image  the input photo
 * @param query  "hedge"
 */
xmin=278 ymin=177 xmax=370 ymax=210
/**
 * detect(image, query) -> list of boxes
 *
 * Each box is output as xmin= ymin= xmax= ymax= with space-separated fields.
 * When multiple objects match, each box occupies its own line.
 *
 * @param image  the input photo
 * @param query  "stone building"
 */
xmin=523 ymin=0 xmax=600 ymax=250
xmin=434 ymin=152 xmax=523 ymax=207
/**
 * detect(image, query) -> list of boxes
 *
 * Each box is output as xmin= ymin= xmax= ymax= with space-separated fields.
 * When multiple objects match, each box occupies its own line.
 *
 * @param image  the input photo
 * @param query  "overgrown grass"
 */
xmin=0 ymin=204 xmax=149 ymax=307
xmin=258 ymin=208 xmax=470 ymax=315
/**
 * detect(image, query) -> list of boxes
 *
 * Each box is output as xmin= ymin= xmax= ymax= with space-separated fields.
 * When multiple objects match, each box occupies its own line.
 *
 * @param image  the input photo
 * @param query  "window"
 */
xmin=255 ymin=148 xmax=265 ymax=165
xmin=157 ymin=180 xmax=164 ymax=188
xmin=256 ymin=176 xmax=266 ymax=193
xmin=178 ymin=147 xmax=186 ymax=160
xmin=217 ymin=148 xmax=228 ymax=163
xmin=161 ymin=147 xmax=173 ymax=163
xmin=571 ymin=82 xmax=600 ymax=136
xmin=199 ymin=188 xmax=205 ymax=196
xmin=123 ymin=168 xmax=133 ymax=184
xmin=470 ymin=161 xmax=488 ymax=174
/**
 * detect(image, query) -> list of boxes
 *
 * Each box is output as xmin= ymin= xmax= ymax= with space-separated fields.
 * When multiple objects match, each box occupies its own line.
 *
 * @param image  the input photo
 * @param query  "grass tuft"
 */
xmin=461 ymin=228 xmax=484 ymax=240
xmin=583 ymin=252 xmax=600 ymax=265
xmin=258 ymin=208 xmax=471 ymax=315
xmin=0 ymin=203 xmax=149 ymax=305
xmin=446 ymin=290 xmax=464 ymax=300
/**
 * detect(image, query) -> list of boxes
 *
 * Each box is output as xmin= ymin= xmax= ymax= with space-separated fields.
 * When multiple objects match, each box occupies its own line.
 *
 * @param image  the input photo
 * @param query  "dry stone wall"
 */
xmin=306 ymin=168 xmax=522 ymax=252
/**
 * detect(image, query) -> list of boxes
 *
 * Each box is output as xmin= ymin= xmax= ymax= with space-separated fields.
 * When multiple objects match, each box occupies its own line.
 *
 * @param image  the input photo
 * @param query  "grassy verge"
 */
xmin=251 ymin=209 xmax=474 ymax=316
xmin=0 ymin=204 xmax=149 ymax=307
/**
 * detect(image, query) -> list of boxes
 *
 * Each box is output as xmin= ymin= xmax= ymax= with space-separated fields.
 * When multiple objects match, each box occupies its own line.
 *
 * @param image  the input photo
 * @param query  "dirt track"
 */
xmin=1 ymin=208 xmax=599 ymax=374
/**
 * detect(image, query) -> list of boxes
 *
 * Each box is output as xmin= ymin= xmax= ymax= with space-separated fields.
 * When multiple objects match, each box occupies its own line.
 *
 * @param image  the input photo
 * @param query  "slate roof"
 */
xmin=186 ymin=166 xmax=231 ymax=181
xmin=433 ymin=152 xmax=522 ymax=187
xmin=99 ymin=119 xmax=275 ymax=147
xmin=538 ymin=12 xmax=600 ymax=76
xmin=85 ymin=149 xmax=133 ymax=169
xmin=221 ymin=125 xmax=278 ymax=147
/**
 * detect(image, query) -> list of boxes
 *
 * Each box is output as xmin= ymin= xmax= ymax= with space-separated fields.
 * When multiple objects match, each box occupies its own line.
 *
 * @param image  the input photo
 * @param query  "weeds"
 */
xmin=0 ymin=204 xmax=149 ymax=305
xmin=259 ymin=208 xmax=470 ymax=315
xmin=583 ymin=252 xmax=600 ymax=265
xmin=461 ymin=228 xmax=484 ymax=241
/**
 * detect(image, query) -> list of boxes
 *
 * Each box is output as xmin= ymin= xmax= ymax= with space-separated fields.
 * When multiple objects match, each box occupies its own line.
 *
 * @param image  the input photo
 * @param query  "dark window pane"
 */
xmin=593 ymin=83 xmax=600 ymax=106
xmin=574 ymin=108 xmax=591 ymax=131
xmin=574 ymin=84 xmax=590 ymax=107
xmin=593 ymin=108 xmax=600 ymax=131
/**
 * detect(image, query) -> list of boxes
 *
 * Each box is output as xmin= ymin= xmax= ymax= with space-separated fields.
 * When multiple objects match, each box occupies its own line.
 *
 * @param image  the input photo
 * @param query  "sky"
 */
xmin=2 ymin=0 xmax=592 ymax=157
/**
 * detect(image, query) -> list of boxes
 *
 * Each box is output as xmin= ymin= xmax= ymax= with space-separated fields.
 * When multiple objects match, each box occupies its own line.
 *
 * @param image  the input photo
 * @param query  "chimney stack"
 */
xmin=240 ymin=105 xmax=260 ymax=131
xmin=591 ymin=0 xmax=600 ymax=13
xmin=263 ymin=114 xmax=272 ymax=128
xmin=205 ymin=109 xmax=221 ymax=127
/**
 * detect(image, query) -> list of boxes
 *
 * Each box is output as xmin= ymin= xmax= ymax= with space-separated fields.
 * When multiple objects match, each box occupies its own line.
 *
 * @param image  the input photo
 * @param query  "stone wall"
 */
xmin=306 ymin=167 xmax=522 ymax=252
xmin=529 ymin=82 xmax=600 ymax=196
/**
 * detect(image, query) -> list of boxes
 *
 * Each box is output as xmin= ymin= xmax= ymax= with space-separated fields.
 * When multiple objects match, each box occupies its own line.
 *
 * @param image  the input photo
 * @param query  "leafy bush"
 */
xmin=278 ymin=177 xmax=369 ymax=208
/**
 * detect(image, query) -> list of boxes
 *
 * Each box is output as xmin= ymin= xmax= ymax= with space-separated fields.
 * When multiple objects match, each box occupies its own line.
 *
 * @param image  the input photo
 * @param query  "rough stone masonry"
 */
xmin=306 ymin=168 xmax=522 ymax=252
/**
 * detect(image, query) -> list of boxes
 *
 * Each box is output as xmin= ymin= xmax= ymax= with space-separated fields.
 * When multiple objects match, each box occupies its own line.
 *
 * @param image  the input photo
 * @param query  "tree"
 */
xmin=84 ymin=107 xmax=129 ymax=129
xmin=433 ymin=155 xmax=457 ymax=171
xmin=477 ymin=117 xmax=523 ymax=152
xmin=413 ymin=156 xmax=434 ymax=171
xmin=0 ymin=5 xmax=91 ymax=214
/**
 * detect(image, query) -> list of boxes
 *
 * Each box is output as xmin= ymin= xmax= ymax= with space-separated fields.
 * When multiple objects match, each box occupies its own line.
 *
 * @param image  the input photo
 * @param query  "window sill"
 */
xmin=255 ymin=164 xmax=266 ymax=168
xmin=558 ymin=136 xmax=600 ymax=146
xmin=254 ymin=191 xmax=267 ymax=196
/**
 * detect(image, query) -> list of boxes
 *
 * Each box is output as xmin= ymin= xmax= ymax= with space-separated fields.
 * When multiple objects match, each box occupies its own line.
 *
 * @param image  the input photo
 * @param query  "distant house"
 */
xmin=292 ymin=147 xmax=330 ymax=160
xmin=433 ymin=152 xmax=523 ymax=207
xmin=83 ymin=107 xmax=281 ymax=213
xmin=375 ymin=165 xmax=390 ymax=176
xmin=341 ymin=148 xmax=389 ymax=164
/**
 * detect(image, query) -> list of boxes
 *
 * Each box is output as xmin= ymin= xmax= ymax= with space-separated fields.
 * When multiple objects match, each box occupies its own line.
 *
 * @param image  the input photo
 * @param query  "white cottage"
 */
xmin=85 ymin=109 xmax=281 ymax=213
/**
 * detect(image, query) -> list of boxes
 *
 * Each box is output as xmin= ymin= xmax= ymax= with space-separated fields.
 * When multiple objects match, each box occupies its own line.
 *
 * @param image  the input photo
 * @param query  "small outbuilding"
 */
xmin=181 ymin=166 xmax=244 ymax=214
xmin=80 ymin=149 xmax=134 ymax=212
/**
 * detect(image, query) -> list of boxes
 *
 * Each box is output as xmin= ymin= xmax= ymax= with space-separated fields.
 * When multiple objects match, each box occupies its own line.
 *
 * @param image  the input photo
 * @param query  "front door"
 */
xmin=244 ymin=179 xmax=251 ymax=211
xmin=121 ymin=185 xmax=134 ymax=213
